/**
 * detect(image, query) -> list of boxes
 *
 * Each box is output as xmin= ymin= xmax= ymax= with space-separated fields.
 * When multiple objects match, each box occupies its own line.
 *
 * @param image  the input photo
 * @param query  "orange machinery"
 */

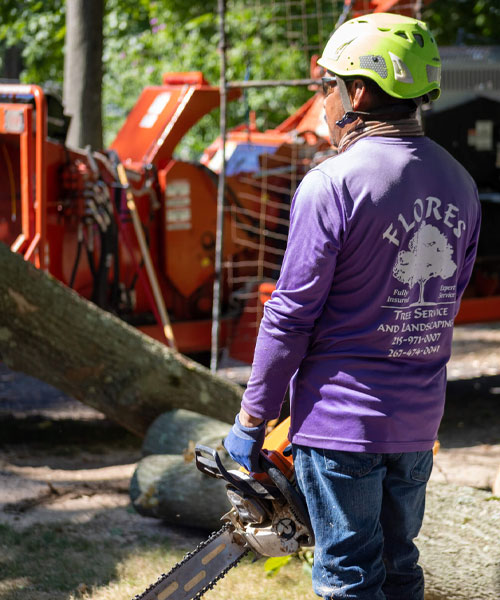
xmin=0 ymin=73 xmax=327 ymax=360
xmin=0 ymin=69 xmax=498 ymax=367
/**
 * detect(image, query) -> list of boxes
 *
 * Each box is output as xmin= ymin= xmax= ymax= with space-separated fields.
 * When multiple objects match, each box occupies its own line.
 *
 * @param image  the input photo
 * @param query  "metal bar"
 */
xmin=211 ymin=0 xmax=227 ymax=373
xmin=116 ymin=162 xmax=177 ymax=350
xmin=19 ymin=106 xmax=32 ymax=249
xmin=223 ymin=259 xmax=283 ymax=270
xmin=23 ymin=232 xmax=40 ymax=262
xmin=113 ymin=189 xmax=167 ymax=346
xmin=235 ymin=190 xmax=292 ymax=211
xmin=230 ymin=204 xmax=290 ymax=227
xmin=230 ymin=218 xmax=289 ymax=241
xmin=32 ymin=86 xmax=47 ymax=270
xmin=228 ymin=78 xmax=320 ymax=89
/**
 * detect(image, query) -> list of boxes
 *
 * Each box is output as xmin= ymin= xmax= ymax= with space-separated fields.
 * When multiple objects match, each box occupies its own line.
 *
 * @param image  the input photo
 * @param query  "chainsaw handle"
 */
xmin=194 ymin=444 xmax=226 ymax=479
xmin=195 ymin=444 xmax=275 ymax=499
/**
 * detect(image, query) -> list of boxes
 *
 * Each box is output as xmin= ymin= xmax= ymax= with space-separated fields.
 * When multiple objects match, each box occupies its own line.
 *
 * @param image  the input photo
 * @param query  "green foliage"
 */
xmin=0 ymin=0 xmax=65 ymax=85
xmin=300 ymin=548 xmax=314 ymax=574
xmin=1 ymin=1 xmax=499 ymax=157
xmin=101 ymin=0 xmax=311 ymax=156
xmin=423 ymin=0 xmax=500 ymax=45
xmin=264 ymin=554 xmax=292 ymax=575
xmin=263 ymin=548 xmax=314 ymax=577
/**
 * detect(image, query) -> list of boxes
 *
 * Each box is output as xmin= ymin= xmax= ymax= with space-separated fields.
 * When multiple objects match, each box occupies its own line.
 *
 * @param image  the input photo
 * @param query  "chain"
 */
xmin=132 ymin=523 xmax=249 ymax=600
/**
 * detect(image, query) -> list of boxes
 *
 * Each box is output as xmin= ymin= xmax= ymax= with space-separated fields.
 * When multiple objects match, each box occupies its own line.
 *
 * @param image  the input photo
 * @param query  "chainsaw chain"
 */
xmin=132 ymin=522 xmax=249 ymax=600
xmin=192 ymin=541 xmax=249 ymax=599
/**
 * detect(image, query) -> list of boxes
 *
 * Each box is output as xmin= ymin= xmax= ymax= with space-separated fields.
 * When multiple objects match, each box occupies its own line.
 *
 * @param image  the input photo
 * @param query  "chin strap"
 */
xmin=335 ymin=76 xmax=425 ymax=128
xmin=336 ymin=76 xmax=369 ymax=128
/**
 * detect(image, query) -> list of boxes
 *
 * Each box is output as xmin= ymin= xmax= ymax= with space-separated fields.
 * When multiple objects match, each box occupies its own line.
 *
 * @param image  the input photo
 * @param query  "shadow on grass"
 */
xmin=0 ymin=510 xmax=193 ymax=600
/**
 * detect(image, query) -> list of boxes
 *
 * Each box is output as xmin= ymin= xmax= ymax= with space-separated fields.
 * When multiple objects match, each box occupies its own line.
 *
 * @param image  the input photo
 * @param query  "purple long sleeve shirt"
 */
xmin=241 ymin=136 xmax=481 ymax=453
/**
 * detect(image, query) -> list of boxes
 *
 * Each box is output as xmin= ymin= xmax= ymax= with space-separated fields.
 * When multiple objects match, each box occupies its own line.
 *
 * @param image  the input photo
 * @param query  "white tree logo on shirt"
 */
xmin=393 ymin=222 xmax=457 ymax=306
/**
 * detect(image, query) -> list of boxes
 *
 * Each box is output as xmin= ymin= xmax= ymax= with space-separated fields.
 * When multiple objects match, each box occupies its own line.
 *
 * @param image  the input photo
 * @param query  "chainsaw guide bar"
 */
xmin=132 ymin=523 xmax=249 ymax=600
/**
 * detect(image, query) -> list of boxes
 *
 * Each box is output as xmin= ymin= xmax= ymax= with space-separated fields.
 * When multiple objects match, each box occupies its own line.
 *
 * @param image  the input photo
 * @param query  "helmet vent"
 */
xmin=333 ymin=40 xmax=354 ymax=61
xmin=426 ymin=64 xmax=441 ymax=84
xmin=389 ymin=51 xmax=414 ymax=84
xmin=395 ymin=31 xmax=409 ymax=40
xmin=360 ymin=55 xmax=388 ymax=79
xmin=413 ymin=33 xmax=424 ymax=47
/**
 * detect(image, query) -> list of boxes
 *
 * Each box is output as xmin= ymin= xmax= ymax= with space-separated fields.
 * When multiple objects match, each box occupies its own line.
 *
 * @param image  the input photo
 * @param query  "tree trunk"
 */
xmin=0 ymin=243 xmax=243 ymax=437
xmin=0 ymin=44 xmax=23 ymax=81
xmin=63 ymin=0 xmax=103 ymax=149
xmin=418 ymin=280 xmax=425 ymax=305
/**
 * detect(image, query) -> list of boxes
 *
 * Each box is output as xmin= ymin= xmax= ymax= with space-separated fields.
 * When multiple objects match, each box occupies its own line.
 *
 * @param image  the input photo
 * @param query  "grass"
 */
xmin=0 ymin=521 xmax=316 ymax=600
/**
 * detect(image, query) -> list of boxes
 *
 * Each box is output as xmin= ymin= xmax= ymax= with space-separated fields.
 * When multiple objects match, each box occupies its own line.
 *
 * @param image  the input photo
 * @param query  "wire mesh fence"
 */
xmin=217 ymin=0 xmax=428 ymax=368
xmin=226 ymin=0 xmax=426 ymax=79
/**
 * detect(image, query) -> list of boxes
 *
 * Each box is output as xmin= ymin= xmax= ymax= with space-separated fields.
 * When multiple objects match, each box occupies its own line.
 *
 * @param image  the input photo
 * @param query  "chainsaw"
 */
xmin=132 ymin=417 xmax=314 ymax=600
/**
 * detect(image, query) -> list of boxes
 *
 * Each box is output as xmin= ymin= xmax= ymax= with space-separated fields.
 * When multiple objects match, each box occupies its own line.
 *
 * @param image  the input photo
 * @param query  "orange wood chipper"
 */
xmin=0 ymin=73 xmax=328 ymax=363
xmin=0 ymin=71 xmax=498 ymax=366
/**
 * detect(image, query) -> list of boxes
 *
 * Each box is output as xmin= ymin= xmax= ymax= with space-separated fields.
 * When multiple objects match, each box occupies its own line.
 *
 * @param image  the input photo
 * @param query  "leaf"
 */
xmin=185 ymin=13 xmax=215 ymax=31
xmin=264 ymin=555 xmax=292 ymax=576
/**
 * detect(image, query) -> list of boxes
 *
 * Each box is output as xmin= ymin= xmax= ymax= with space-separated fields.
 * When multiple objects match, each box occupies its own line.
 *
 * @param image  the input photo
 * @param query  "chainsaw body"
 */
xmin=133 ymin=417 xmax=313 ymax=600
xmin=194 ymin=416 xmax=313 ymax=557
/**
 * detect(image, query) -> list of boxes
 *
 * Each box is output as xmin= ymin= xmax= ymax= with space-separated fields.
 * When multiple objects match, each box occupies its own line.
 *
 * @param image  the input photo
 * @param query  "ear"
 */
xmin=350 ymin=79 xmax=368 ymax=111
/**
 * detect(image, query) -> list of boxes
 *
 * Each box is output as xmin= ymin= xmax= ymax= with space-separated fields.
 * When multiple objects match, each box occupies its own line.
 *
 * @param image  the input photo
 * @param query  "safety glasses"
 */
xmin=321 ymin=75 xmax=337 ymax=96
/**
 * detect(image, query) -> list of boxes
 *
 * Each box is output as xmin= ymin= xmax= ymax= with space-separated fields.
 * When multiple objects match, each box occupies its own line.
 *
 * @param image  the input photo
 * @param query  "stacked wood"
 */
xmin=130 ymin=409 xmax=234 ymax=530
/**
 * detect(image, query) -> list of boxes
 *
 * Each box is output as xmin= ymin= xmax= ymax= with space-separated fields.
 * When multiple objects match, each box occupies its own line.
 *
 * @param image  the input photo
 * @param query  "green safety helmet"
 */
xmin=318 ymin=12 xmax=441 ymax=102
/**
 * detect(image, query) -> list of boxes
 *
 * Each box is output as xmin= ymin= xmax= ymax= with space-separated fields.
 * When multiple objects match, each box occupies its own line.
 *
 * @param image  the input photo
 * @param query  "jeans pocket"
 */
xmin=410 ymin=450 xmax=433 ymax=482
xmin=323 ymin=449 xmax=380 ymax=478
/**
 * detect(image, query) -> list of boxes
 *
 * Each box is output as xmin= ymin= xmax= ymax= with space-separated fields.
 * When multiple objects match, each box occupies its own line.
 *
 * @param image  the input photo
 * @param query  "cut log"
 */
xmin=0 ymin=243 xmax=243 ymax=437
xmin=141 ymin=409 xmax=231 ymax=457
xmin=130 ymin=451 xmax=234 ymax=530
xmin=131 ymin=409 xmax=233 ymax=529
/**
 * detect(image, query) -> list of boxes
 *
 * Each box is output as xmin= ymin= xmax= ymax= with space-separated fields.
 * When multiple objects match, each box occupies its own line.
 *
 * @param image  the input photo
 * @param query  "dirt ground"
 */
xmin=0 ymin=322 xmax=499 ymax=597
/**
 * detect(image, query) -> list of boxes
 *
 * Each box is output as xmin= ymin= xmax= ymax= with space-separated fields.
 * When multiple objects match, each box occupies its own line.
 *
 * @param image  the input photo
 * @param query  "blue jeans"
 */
xmin=293 ymin=445 xmax=433 ymax=600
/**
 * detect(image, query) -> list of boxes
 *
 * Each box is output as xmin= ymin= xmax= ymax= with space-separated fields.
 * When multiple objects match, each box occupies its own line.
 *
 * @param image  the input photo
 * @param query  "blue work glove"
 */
xmin=223 ymin=414 xmax=266 ymax=473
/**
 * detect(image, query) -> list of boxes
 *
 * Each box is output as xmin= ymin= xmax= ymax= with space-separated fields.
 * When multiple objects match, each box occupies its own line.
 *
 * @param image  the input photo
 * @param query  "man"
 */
xmin=224 ymin=12 xmax=481 ymax=600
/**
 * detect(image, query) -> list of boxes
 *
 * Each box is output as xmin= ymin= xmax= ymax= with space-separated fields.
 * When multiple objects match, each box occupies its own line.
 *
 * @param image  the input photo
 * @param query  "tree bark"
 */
xmin=63 ymin=0 xmax=103 ymax=149
xmin=130 ymin=453 xmax=233 ymax=530
xmin=141 ymin=409 xmax=232 ymax=457
xmin=0 ymin=44 xmax=23 ymax=81
xmin=131 ymin=410 xmax=233 ymax=531
xmin=0 ymin=243 xmax=243 ymax=437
